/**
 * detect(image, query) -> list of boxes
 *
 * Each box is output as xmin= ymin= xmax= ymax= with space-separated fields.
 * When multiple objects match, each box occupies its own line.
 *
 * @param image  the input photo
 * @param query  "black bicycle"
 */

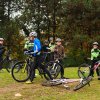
xmin=0 ymin=49 xmax=18 ymax=73
xmin=11 ymin=51 xmax=52 ymax=82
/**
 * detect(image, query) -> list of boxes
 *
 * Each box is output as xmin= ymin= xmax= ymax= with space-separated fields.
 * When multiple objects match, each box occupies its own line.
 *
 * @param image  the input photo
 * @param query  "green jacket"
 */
xmin=49 ymin=43 xmax=55 ymax=52
xmin=91 ymin=48 xmax=100 ymax=60
xmin=24 ymin=41 xmax=34 ymax=50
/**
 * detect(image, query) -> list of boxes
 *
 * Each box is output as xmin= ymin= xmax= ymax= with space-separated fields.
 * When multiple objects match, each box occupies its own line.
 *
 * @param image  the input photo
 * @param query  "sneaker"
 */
xmin=25 ymin=80 xmax=32 ymax=84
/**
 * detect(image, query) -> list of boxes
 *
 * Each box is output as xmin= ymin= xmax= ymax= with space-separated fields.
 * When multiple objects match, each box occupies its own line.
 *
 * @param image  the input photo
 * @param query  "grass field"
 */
xmin=0 ymin=67 xmax=100 ymax=100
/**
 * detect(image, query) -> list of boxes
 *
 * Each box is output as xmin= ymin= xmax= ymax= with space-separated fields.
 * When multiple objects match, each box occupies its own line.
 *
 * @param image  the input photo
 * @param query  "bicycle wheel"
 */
xmin=78 ymin=63 xmax=90 ymax=78
xmin=46 ymin=61 xmax=61 ymax=78
xmin=42 ymin=80 xmax=62 ymax=86
xmin=11 ymin=61 xmax=31 ymax=82
xmin=43 ymin=71 xmax=52 ymax=80
xmin=6 ymin=59 xmax=18 ymax=73
xmin=73 ymin=76 xmax=92 ymax=91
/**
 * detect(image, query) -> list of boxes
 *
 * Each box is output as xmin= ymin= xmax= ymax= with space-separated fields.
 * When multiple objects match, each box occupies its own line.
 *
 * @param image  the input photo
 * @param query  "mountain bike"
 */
xmin=11 ymin=51 xmax=52 ymax=82
xmin=78 ymin=60 xmax=100 ymax=78
xmin=42 ymin=75 xmax=92 ymax=91
xmin=0 ymin=49 xmax=18 ymax=73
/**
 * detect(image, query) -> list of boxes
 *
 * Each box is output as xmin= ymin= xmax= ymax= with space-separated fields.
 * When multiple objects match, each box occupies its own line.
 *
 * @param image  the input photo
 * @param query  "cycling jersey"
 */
xmin=24 ymin=40 xmax=34 ymax=50
xmin=91 ymin=49 xmax=100 ymax=60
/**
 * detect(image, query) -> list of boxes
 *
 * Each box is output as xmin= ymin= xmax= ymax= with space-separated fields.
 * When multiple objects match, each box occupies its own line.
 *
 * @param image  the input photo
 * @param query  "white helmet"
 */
xmin=49 ymin=37 xmax=53 ymax=41
xmin=29 ymin=31 xmax=37 ymax=37
xmin=0 ymin=38 xmax=4 ymax=41
xmin=93 ymin=42 xmax=99 ymax=45
xmin=56 ymin=38 xmax=62 ymax=42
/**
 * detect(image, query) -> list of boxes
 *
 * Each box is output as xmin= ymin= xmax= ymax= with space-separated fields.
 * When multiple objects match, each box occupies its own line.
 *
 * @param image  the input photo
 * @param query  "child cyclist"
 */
xmin=24 ymin=31 xmax=53 ymax=84
xmin=41 ymin=40 xmax=50 ymax=62
xmin=54 ymin=38 xmax=66 ymax=79
xmin=90 ymin=42 xmax=100 ymax=80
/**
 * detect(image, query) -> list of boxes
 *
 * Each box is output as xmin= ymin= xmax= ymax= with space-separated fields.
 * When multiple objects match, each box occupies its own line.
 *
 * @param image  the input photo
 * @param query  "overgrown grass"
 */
xmin=0 ymin=68 xmax=100 ymax=100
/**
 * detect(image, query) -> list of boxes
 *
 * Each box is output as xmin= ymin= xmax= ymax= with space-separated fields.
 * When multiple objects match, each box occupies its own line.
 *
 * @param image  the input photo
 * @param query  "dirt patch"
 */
xmin=0 ymin=83 xmax=42 ymax=95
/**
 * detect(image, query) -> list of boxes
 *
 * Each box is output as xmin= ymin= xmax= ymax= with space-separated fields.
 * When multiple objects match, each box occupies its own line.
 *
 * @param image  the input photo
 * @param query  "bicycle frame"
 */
xmin=52 ymin=59 xmax=61 ymax=70
xmin=93 ymin=60 xmax=100 ymax=70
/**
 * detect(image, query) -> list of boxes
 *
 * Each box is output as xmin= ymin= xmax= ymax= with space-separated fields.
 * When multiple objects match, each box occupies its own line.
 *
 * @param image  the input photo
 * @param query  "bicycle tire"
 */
xmin=73 ymin=76 xmax=92 ymax=91
xmin=78 ymin=63 xmax=90 ymax=78
xmin=43 ymin=72 xmax=52 ymax=80
xmin=11 ymin=61 xmax=31 ymax=82
xmin=42 ymin=80 xmax=62 ymax=86
xmin=46 ymin=61 xmax=61 ymax=78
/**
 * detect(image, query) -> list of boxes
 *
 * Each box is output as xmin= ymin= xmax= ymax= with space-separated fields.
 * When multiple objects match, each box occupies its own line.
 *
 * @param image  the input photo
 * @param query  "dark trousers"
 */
xmin=59 ymin=59 xmax=64 ymax=78
xmin=0 ymin=55 xmax=3 ymax=62
xmin=0 ymin=55 xmax=3 ymax=70
xmin=30 ymin=55 xmax=53 ymax=82
xmin=89 ymin=60 xmax=100 ymax=76
xmin=0 ymin=49 xmax=5 ymax=62
xmin=0 ymin=51 xmax=4 ymax=69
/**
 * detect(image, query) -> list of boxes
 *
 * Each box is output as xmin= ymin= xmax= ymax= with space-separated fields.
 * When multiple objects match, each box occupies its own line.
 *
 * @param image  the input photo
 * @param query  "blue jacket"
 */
xmin=33 ymin=38 xmax=41 ymax=56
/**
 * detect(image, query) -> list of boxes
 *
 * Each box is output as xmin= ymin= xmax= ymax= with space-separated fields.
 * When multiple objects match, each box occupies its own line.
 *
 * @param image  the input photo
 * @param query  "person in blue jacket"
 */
xmin=25 ymin=31 xmax=53 ymax=84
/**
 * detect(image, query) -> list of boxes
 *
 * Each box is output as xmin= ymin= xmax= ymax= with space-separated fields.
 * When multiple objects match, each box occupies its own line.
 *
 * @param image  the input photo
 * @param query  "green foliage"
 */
xmin=0 ymin=0 xmax=99 ymax=64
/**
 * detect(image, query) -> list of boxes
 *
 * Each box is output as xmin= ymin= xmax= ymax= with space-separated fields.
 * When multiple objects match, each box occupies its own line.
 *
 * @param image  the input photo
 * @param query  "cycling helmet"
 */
xmin=29 ymin=31 xmax=37 ymax=37
xmin=0 ymin=38 xmax=4 ymax=41
xmin=49 ymin=37 xmax=53 ymax=41
xmin=93 ymin=42 xmax=99 ymax=45
xmin=56 ymin=38 xmax=62 ymax=42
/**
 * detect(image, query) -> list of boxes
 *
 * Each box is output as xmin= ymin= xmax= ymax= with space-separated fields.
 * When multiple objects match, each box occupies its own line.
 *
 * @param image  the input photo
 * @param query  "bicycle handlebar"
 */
xmin=24 ymin=51 xmax=37 ymax=55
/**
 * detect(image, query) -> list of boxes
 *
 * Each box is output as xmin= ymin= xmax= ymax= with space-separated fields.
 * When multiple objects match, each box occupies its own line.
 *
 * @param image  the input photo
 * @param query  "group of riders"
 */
xmin=0 ymin=31 xmax=100 ymax=84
